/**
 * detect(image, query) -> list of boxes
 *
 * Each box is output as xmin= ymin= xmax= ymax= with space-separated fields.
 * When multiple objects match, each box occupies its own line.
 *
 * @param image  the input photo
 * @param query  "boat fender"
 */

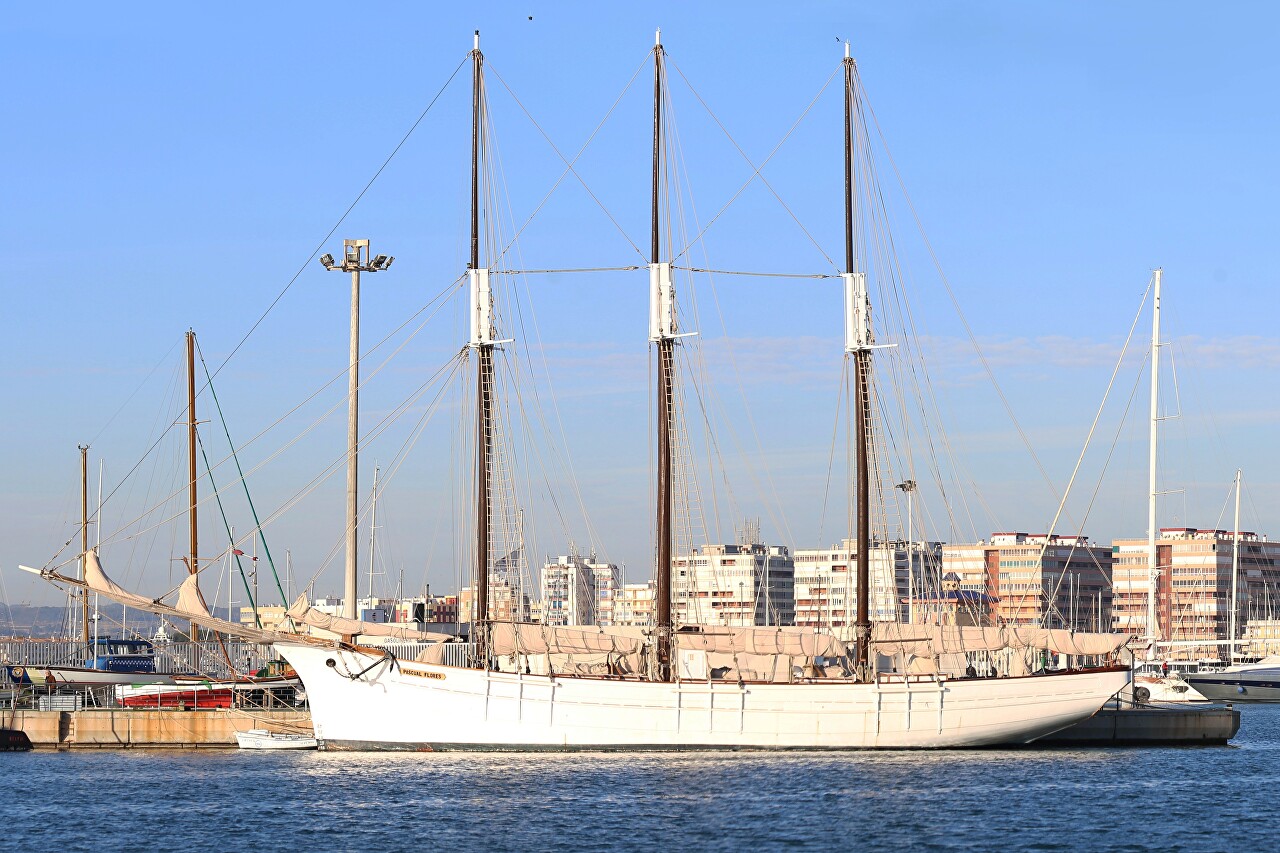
xmin=1238 ymin=686 xmax=1247 ymax=694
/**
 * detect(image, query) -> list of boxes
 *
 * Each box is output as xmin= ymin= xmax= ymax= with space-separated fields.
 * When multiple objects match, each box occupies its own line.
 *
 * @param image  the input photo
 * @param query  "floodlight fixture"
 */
xmin=320 ymin=237 xmax=393 ymax=621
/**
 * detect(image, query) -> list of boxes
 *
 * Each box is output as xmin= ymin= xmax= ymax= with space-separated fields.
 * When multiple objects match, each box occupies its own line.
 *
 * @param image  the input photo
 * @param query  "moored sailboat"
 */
xmin=272 ymin=32 xmax=1131 ymax=750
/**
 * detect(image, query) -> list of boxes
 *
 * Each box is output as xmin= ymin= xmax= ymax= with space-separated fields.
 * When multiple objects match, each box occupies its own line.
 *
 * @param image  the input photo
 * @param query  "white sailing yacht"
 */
xmin=269 ymin=33 xmax=1131 ymax=750
xmin=1126 ymin=272 xmax=1217 ymax=703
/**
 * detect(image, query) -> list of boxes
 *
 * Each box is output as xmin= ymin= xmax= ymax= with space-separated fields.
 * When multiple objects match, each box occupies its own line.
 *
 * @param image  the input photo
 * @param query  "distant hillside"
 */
xmin=0 ymin=603 xmax=235 ymax=639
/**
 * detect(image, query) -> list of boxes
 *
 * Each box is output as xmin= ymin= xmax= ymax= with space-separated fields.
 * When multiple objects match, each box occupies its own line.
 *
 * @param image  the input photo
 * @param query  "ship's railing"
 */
xmin=0 ymin=640 xmax=276 ymax=685
xmin=375 ymin=641 xmax=475 ymax=669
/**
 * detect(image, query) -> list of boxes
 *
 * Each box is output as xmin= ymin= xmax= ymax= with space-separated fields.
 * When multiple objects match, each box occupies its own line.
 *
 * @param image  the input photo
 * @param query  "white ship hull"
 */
xmin=277 ymin=643 xmax=1130 ymax=750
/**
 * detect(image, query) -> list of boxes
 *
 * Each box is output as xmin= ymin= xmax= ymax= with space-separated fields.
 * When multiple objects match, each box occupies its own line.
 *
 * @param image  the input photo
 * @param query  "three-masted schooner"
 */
xmin=265 ymin=33 xmax=1132 ymax=749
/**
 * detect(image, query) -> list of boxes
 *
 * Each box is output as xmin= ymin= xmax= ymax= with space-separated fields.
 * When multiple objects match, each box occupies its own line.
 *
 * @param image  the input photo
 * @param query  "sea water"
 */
xmin=4 ymin=706 xmax=1277 ymax=851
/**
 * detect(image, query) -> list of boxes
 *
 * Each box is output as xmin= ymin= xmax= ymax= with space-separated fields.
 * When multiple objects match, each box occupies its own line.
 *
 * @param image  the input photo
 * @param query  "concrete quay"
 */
xmin=4 ymin=708 xmax=312 ymax=749
xmin=1035 ymin=702 xmax=1240 ymax=747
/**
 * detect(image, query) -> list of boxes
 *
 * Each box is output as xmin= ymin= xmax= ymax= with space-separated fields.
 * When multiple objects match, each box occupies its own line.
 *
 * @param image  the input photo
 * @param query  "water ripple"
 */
xmin=3 ymin=707 xmax=1275 ymax=852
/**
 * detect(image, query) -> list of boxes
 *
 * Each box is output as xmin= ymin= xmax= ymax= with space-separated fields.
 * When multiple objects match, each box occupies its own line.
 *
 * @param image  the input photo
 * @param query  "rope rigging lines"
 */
xmin=41 ymin=39 xmax=1165 ymax=647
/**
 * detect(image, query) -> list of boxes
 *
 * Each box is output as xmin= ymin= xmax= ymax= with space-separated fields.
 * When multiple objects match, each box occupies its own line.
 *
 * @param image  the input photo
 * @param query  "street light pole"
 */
xmin=322 ymin=240 xmax=394 ymax=620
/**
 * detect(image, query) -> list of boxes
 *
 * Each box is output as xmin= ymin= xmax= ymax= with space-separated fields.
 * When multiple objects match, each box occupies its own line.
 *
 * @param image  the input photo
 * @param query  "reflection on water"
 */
xmin=4 ymin=706 xmax=1277 ymax=852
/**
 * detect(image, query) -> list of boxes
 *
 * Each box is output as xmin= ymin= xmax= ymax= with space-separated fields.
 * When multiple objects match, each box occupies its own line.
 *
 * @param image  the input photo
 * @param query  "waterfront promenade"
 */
xmin=7 ymin=708 xmax=312 ymax=748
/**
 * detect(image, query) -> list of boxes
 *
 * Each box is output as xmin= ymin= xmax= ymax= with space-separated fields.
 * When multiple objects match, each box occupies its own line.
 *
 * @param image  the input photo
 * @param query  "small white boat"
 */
xmin=235 ymin=728 xmax=317 ymax=750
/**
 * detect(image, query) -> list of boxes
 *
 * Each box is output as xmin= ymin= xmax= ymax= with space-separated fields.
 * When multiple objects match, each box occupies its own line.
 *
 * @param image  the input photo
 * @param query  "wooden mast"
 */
xmin=471 ymin=31 xmax=493 ymax=666
xmin=79 ymin=443 xmax=90 ymax=645
xmin=186 ymin=329 xmax=200 ymax=647
xmin=844 ymin=47 xmax=873 ymax=678
xmin=652 ymin=30 xmax=674 ymax=682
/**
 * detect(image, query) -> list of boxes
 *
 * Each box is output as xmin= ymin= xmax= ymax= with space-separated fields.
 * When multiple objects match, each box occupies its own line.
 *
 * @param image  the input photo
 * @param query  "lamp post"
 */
xmin=896 ymin=480 xmax=917 ymax=624
xmin=322 ymin=240 xmax=394 ymax=619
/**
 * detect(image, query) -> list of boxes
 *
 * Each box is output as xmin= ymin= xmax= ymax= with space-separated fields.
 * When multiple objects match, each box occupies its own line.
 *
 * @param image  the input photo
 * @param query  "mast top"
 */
xmin=474 ymin=30 xmax=480 ymax=51
xmin=655 ymin=28 xmax=662 ymax=47
xmin=844 ymin=41 xmax=850 ymax=59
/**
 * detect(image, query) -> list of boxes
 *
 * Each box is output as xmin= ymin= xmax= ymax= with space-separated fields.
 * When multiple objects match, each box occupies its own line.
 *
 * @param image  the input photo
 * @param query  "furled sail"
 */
xmin=285 ymin=595 xmax=454 ymax=643
xmin=56 ymin=551 xmax=297 ymax=646
xmin=674 ymin=626 xmax=847 ymax=658
xmin=175 ymin=571 xmax=212 ymax=619
xmin=84 ymin=550 xmax=153 ymax=608
xmin=872 ymin=623 xmax=1132 ymax=658
xmin=489 ymin=621 xmax=646 ymax=657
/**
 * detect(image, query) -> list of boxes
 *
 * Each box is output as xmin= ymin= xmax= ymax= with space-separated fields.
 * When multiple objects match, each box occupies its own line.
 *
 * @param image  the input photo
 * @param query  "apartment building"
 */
xmin=540 ymin=552 xmax=621 ymax=627
xmin=672 ymin=542 xmax=794 ymax=627
xmin=1112 ymin=528 xmax=1280 ymax=660
xmin=792 ymin=539 xmax=932 ymax=631
xmin=943 ymin=532 xmax=1112 ymax=631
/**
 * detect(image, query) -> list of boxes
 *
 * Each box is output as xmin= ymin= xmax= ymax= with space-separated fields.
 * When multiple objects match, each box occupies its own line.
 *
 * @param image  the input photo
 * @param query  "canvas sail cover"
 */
xmin=872 ymin=623 xmax=1131 ymax=658
xmin=1005 ymin=626 xmax=1134 ymax=656
xmin=285 ymin=595 xmax=454 ymax=643
xmin=490 ymin=621 xmax=646 ymax=656
xmin=674 ymin=626 xmax=847 ymax=658
xmin=704 ymin=651 xmax=798 ymax=683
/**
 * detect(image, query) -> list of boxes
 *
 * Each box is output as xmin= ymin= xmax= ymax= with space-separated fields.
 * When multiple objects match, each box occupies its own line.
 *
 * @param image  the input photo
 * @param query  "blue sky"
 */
xmin=3 ymin=2 xmax=1279 ymax=609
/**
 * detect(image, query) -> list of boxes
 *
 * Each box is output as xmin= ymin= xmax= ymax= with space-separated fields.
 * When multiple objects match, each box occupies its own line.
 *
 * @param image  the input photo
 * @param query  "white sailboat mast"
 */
xmin=79 ymin=444 xmax=90 ymax=645
xmin=1230 ymin=468 xmax=1241 ymax=662
xmin=368 ymin=463 xmax=380 ymax=606
xmin=1145 ymin=268 xmax=1162 ymax=656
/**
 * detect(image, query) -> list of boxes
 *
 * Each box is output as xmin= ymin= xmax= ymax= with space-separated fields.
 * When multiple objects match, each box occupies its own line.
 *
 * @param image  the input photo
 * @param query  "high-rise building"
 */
xmin=541 ymin=552 xmax=616 ymax=626
xmin=459 ymin=577 xmax=531 ymax=625
xmin=1112 ymin=528 xmax=1280 ymax=661
xmin=589 ymin=559 xmax=623 ymax=627
xmin=793 ymin=539 xmax=935 ymax=631
xmin=943 ymin=533 xmax=1112 ymax=631
xmin=672 ymin=542 xmax=794 ymax=627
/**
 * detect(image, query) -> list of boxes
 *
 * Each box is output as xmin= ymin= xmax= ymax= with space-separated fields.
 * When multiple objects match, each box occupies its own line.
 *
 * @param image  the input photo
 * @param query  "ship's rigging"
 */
xmin=27 ymin=30 xmax=1156 ymax=657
